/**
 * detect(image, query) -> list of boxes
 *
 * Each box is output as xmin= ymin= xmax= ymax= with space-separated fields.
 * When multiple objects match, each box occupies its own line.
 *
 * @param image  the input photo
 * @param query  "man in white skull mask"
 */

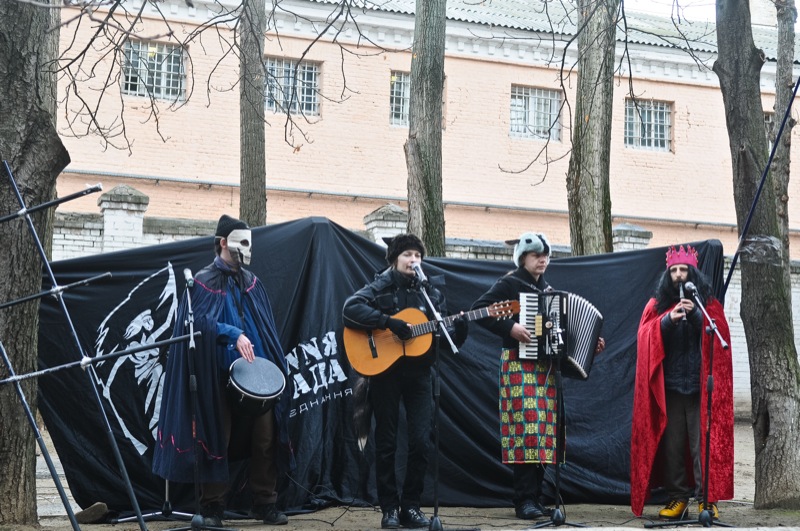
xmin=153 ymin=214 xmax=293 ymax=527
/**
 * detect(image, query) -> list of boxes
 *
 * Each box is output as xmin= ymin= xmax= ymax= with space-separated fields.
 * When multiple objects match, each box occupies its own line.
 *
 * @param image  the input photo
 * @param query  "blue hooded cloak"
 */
xmin=152 ymin=257 xmax=294 ymax=483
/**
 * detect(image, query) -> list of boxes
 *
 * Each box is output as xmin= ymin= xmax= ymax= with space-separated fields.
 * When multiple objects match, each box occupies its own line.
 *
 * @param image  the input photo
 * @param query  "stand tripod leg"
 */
xmin=421 ymin=299 xmax=479 ymax=531
xmin=111 ymin=480 xmax=193 ymax=523
xmin=532 ymin=357 xmax=584 ymax=529
xmin=0 ymin=342 xmax=80 ymax=531
xmin=644 ymin=510 xmax=734 ymax=529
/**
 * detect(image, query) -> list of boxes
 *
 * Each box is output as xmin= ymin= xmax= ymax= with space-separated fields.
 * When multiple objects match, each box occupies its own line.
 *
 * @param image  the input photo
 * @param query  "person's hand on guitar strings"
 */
xmin=387 ymin=317 xmax=413 ymax=340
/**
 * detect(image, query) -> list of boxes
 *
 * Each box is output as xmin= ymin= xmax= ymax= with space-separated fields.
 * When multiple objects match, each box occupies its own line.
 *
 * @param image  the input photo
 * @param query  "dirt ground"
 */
xmin=41 ymin=502 xmax=800 ymax=531
xmin=28 ymin=423 xmax=800 ymax=531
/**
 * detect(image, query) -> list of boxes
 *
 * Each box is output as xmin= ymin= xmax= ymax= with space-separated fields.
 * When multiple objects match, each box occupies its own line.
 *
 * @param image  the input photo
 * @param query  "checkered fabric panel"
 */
xmin=499 ymin=348 xmax=560 ymax=464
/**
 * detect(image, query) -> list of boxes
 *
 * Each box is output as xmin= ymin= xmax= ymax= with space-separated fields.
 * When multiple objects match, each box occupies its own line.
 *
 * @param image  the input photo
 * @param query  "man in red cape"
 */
xmin=630 ymin=245 xmax=734 ymax=519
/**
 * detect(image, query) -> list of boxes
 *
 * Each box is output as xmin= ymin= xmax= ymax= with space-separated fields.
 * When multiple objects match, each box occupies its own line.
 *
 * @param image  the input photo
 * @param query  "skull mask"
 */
xmin=226 ymin=229 xmax=252 ymax=265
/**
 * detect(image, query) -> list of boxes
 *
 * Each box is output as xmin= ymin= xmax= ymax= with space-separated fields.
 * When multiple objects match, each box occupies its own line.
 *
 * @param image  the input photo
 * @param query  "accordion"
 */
xmin=518 ymin=291 xmax=603 ymax=380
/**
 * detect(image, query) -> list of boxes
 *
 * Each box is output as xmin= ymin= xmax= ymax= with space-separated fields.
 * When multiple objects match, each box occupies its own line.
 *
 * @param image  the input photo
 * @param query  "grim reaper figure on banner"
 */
xmin=92 ymin=264 xmax=179 ymax=455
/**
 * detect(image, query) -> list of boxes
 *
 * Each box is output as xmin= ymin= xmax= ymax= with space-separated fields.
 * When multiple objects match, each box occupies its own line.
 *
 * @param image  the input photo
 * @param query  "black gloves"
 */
xmin=453 ymin=315 xmax=469 ymax=347
xmin=387 ymin=317 xmax=413 ymax=340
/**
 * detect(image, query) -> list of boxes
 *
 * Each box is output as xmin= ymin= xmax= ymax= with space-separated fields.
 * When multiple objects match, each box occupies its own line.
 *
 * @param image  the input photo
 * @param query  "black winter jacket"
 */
xmin=342 ymin=268 xmax=463 ymax=365
xmin=471 ymin=266 xmax=551 ymax=350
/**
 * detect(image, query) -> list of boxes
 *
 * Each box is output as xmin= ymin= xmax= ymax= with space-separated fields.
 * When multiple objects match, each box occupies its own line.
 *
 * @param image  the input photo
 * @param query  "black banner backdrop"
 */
xmin=36 ymin=217 xmax=725 ymax=513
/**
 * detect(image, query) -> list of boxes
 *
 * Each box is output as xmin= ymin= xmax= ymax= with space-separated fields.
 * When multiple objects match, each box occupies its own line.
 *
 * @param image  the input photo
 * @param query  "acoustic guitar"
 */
xmin=344 ymin=300 xmax=520 ymax=376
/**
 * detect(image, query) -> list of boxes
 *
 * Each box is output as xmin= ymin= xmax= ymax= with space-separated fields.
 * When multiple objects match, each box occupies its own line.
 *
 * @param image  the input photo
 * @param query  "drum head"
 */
xmin=227 ymin=357 xmax=286 ymax=416
xmin=229 ymin=357 xmax=286 ymax=399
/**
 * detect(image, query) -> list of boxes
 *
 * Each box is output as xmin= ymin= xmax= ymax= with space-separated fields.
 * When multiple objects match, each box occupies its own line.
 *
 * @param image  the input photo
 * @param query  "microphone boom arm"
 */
xmin=0 ymin=332 xmax=201 ymax=386
xmin=685 ymin=284 xmax=728 ymax=350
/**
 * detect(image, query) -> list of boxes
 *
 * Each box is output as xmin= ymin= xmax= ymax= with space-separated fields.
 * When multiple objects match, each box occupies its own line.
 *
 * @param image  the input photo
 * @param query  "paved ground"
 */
xmin=34 ymin=422 xmax=800 ymax=530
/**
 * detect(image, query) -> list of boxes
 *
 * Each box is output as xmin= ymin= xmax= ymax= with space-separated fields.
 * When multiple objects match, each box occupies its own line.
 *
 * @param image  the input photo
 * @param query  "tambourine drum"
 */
xmin=227 ymin=357 xmax=286 ymax=416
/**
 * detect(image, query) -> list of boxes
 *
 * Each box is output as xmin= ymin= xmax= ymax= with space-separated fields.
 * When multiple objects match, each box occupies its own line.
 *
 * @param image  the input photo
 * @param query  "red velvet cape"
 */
xmin=630 ymin=297 xmax=734 ymax=516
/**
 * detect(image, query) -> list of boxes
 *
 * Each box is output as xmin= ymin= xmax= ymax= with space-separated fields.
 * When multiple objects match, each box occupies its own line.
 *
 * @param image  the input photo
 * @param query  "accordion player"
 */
xmin=518 ymin=291 xmax=603 ymax=380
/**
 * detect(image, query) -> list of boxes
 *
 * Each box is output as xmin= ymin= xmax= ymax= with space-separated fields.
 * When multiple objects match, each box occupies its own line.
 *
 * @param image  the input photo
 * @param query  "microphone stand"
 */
xmin=169 ymin=276 xmax=235 ymax=531
xmin=114 ymin=270 xmax=197 ymax=525
xmin=416 ymin=278 xmax=478 ymax=531
xmin=185 ymin=280 xmax=204 ymax=528
xmin=534 ymin=292 xmax=583 ymax=529
xmin=645 ymin=288 xmax=732 ymax=529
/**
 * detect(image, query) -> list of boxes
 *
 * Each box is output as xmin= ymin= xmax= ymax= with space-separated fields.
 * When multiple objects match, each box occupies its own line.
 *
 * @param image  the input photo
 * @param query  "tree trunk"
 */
xmin=404 ymin=0 xmax=446 ymax=256
xmin=772 ymin=0 xmax=797 ymax=268
xmin=0 ymin=0 xmax=69 ymax=524
xmin=714 ymin=0 xmax=800 ymax=508
xmin=239 ymin=0 xmax=267 ymax=226
xmin=565 ymin=0 xmax=618 ymax=256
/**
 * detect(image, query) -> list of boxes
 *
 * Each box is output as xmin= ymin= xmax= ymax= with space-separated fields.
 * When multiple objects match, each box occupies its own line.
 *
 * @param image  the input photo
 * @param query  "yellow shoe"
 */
xmin=658 ymin=499 xmax=688 ymax=519
xmin=698 ymin=501 xmax=719 ymax=519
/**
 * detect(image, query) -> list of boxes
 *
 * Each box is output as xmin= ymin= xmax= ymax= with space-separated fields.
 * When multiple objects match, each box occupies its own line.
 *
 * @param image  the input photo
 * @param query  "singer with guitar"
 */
xmin=342 ymin=233 xmax=468 ymax=529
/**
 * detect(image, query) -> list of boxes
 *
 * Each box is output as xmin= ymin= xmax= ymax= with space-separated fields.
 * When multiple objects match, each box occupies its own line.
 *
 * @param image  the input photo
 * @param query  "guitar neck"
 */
xmin=410 ymin=306 xmax=494 ymax=337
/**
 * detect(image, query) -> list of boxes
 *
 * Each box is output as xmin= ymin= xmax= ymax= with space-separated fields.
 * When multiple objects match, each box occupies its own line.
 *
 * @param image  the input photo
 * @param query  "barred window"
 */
xmin=390 ymin=71 xmax=411 ymax=126
xmin=624 ymin=99 xmax=672 ymax=151
xmin=122 ymin=40 xmax=185 ymax=101
xmin=265 ymin=58 xmax=320 ymax=116
xmin=510 ymin=86 xmax=562 ymax=140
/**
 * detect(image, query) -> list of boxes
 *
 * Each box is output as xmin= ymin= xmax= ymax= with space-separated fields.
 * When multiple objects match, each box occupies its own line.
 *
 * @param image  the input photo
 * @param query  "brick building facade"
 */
xmin=53 ymin=0 xmax=800 ymax=258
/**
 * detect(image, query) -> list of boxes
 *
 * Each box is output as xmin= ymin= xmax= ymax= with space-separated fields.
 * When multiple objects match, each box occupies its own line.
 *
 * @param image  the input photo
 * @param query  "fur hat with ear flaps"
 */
xmin=383 ymin=233 xmax=426 ymax=265
xmin=506 ymin=232 xmax=551 ymax=267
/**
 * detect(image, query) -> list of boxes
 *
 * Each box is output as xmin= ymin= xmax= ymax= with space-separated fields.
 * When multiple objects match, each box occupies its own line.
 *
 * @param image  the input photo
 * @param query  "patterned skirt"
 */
xmin=499 ymin=348 xmax=560 ymax=464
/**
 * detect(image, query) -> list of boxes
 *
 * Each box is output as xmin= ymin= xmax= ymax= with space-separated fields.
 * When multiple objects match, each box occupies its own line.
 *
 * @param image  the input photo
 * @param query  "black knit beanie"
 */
xmin=215 ymin=214 xmax=249 ymax=238
xmin=384 ymin=233 xmax=426 ymax=265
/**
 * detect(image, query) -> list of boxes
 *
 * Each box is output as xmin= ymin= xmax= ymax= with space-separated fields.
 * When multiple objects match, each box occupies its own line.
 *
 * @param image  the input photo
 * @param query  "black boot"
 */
xmin=381 ymin=507 xmax=400 ymax=529
xmin=249 ymin=503 xmax=288 ymax=525
xmin=515 ymin=499 xmax=546 ymax=520
xmin=195 ymin=502 xmax=224 ymax=528
xmin=400 ymin=506 xmax=431 ymax=528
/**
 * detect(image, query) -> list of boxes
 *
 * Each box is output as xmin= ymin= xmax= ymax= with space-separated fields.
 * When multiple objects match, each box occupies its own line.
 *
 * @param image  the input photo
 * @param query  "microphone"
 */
xmin=183 ymin=268 xmax=194 ymax=288
xmin=684 ymin=281 xmax=697 ymax=295
xmin=679 ymin=283 xmax=687 ymax=321
xmin=411 ymin=262 xmax=428 ymax=285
